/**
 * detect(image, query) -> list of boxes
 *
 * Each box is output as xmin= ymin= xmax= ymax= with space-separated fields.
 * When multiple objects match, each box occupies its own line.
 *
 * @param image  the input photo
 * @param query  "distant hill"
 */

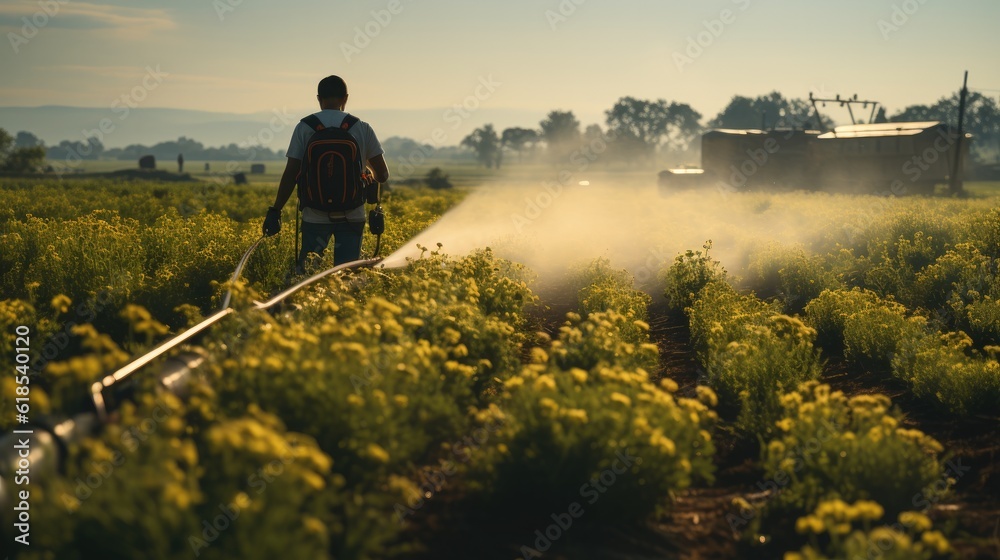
xmin=0 ymin=105 xmax=551 ymax=152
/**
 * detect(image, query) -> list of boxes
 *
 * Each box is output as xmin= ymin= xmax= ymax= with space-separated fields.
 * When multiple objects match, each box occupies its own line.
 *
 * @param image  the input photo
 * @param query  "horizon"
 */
xmin=2 ymin=0 xmax=999 ymax=151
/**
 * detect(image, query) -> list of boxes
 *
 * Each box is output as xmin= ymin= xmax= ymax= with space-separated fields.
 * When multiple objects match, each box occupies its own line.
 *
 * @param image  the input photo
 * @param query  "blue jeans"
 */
xmin=299 ymin=220 xmax=364 ymax=268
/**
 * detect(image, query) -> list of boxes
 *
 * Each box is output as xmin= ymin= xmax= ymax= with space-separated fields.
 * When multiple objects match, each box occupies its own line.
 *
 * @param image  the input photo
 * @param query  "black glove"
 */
xmin=263 ymin=206 xmax=281 ymax=236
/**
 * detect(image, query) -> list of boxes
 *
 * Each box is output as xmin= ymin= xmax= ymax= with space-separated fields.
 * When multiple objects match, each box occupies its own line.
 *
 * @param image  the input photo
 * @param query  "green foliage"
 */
xmin=805 ymin=288 xmax=927 ymax=369
xmin=689 ymin=281 xmax=821 ymax=436
xmin=209 ymin=250 xmax=533 ymax=556
xmin=805 ymin=288 xmax=884 ymax=352
xmin=467 ymin=265 xmax=715 ymax=523
xmin=892 ymin=331 xmax=1000 ymax=416
xmin=28 ymin=390 xmax=337 ymax=560
xmin=574 ymin=258 xmax=651 ymax=344
xmin=842 ymin=305 xmax=927 ymax=370
xmin=762 ymin=383 xmax=946 ymax=517
xmin=424 ymin=167 xmax=452 ymax=189
xmin=662 ymin=241 xmax=727 ymax=314
xmin=742 ymin=242 xmax=842 ymax=313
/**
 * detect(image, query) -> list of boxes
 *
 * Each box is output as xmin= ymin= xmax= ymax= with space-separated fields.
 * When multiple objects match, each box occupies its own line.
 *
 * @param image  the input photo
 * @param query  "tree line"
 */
xmin=460 ymin=91 xmax=1000 ymax=168
xmin=3 ymin=89 xmax=997 ymax=173
xmin=6 ymin=131 xmax=283 ymax=166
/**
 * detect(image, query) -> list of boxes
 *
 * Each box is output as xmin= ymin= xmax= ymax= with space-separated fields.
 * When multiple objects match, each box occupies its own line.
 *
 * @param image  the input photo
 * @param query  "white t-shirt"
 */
xmin=285 ymin=110 xmax=384 ymax=223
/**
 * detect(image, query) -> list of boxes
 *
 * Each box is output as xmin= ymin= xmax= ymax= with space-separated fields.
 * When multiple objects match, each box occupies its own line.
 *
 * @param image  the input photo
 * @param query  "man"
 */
xmin=263 ymin=75 xmax=389 ymax=267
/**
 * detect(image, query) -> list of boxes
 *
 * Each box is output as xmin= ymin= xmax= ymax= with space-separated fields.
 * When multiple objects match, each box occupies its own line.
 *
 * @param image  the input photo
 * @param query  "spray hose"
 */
xmin=91 ymin=181 xmax=390 ymax=419
xmin=220 ymin=234 xmax=266 ymax=311
xmin=91 ymin=255 xmax=383 ymax=420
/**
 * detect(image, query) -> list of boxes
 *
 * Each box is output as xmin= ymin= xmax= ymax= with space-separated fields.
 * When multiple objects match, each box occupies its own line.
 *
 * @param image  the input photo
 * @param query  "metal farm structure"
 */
xmin=661 ymin=75 xmax=974 ymax=196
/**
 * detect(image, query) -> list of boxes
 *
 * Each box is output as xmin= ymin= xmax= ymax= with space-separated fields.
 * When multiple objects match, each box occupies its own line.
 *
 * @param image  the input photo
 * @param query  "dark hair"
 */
xmin=318 ymin=76 xmax=348 ymax=99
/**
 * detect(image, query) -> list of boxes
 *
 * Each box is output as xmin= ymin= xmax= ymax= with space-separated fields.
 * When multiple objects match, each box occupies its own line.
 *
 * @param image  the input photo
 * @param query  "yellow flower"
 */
xmin=898 ymin=511 xmax=932 ymax=532
xmin=649 ymin=431 xmax=675 ymax=455
xmin=775 ymin=418 xmax=794 ymax=432
xmin=851 ymin=500 xmax=884 ymax=522
xmin=920 ymin=531 xmax=950 ymax=554
xmin=561 ymin=408 xmax=588 ymax=423
xmin=569 ymin=368 xmax=588 ymax=384
xmin=303 ymin=516 xmax=326 ymax=536
xmin=347 ymin=394 xmax=364 ymax=407
xmin=393 ymin=395 xmax=409 ymax=408
xmin=660 ymin=378 xmax=679 ymax=393
xmin=795 ymin=515 xmax=824 ymax=534
xmin=51 ymin=294 xmax=72 ymax=314
xmin=534 ymin=375 xmax=557 ymax=392
xmin=302 ymin=471 xmax=326 ymax=491
xmin=695 ymin=385 xmax=718 ymax=407
xmin=530 ymin=347 xmax=549 ymax=364
xmin=539 ymin=397 xmax=559 ymax=413
xmin=610 ymin=392 xmax=632 ymax=407
xmin=767 ymin=440 xmax=786 ymax=457
xmin=504 ymin=376 xmax=525 ymax=389
xmin=366 ymin=443 xmax=390 ymax=464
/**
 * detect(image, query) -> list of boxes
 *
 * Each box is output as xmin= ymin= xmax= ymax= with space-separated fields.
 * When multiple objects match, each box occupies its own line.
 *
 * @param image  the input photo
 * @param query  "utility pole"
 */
xmin=950 ymin=71 xmax=969 ymax=196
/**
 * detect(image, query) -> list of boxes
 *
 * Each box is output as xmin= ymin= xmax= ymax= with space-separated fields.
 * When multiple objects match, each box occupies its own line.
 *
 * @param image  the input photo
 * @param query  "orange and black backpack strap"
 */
xmin=301 ymin=113 xmax=359 ymax=133
xmin=301 ymin=114 xmax=325 ymax=132
xmin=340 ymin=114 xmax=360 ymax=130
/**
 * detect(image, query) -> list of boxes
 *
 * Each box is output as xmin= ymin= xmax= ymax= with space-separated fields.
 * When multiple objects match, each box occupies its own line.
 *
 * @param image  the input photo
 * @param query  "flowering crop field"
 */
xmin=0 ymin=178 xmax=998 ymax=559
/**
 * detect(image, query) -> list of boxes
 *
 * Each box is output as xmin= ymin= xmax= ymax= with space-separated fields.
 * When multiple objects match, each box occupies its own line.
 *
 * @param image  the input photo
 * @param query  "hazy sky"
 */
xmin=2 ymin=0 xmax=999 ymax=137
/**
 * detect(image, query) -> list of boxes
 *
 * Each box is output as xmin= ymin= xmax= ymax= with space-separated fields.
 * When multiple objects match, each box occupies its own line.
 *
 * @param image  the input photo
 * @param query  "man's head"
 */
xmin=317 ymin=75 xmax=348 ymax=110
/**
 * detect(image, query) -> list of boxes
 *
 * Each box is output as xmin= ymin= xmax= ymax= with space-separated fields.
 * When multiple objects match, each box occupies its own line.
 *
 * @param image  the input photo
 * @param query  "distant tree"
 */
xmin=0 ymin=129 xmax=12 ymax=159
xmin=461 ymin=124 xmax=502 ymax=168
xmin=873 ymin=107 xmax=888 ymax=123
xmin=425 ymin=167 xmax=453 ymax=189
xmin=0 ymin=128 xmax=45 ymax=172
xmin=4 ymin=146 xmax=45 ymax=173
xmin=46 ymin=137 xmax=104 ymax=161
xmin=14 ymin=131 xmax=42 ymax=148
xmin=606 ymin=97 xmax=672 ymax=152
xmin=582 ymin=124 xmax=604 ymax=141
xmin=709 ymin=92 xmax=830 ymax=130
xmin=605 ymin=97 xmax=704 ymax=160
xmin=501 ymin=127 xmax=538 ymax=162
xmin=663 ymin=102 xmax=703 ymax=150
xmin=539 ymin=110 xmax=581 ymax=159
